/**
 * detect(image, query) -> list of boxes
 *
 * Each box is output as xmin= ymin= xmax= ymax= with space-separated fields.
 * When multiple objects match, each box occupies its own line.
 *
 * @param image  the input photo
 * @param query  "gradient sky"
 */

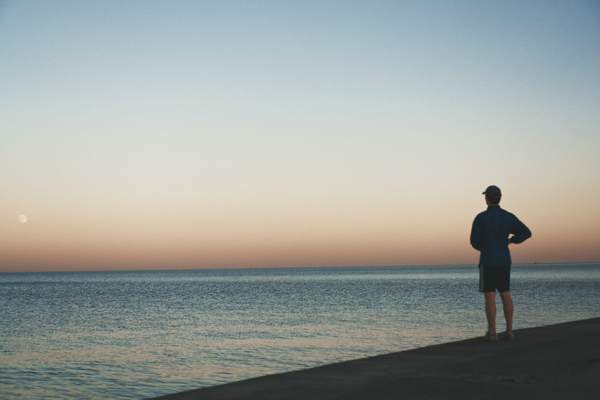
xmin=1 ymin=0 xmax=599 ymax=272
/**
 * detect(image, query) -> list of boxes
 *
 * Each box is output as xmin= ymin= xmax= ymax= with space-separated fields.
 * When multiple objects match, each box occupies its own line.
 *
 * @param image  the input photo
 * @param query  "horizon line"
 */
xmin=2 ymin=260 xmax=599 ymax=274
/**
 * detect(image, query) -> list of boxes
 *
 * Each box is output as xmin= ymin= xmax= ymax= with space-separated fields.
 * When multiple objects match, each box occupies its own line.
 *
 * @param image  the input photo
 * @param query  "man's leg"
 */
xmin=500 ymin=291 xmax=513 ymax=334
xmin=484 ymin=291 xmax=496 ymax=335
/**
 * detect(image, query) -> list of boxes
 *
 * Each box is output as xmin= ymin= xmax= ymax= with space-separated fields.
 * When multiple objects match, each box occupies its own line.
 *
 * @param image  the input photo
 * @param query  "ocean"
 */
xmin=1 ymin=263 xmax=599 ymax=399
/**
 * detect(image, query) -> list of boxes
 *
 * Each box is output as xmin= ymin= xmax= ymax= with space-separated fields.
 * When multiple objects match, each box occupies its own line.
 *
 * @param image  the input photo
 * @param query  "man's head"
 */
xmin=482 ymin=185 xmax=502 ymax=205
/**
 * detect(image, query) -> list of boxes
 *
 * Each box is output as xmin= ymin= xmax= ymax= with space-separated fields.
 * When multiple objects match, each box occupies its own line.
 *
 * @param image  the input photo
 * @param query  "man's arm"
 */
xmin=509 ymin=215 xmax=532 ymax=244
xmin=470 ymin=216 xmax=482 ymax=250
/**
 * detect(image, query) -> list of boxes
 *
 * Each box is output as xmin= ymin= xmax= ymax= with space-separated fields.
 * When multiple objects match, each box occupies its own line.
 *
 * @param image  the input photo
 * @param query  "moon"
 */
xmin=18 ymin=214 xmax=28 ymax=224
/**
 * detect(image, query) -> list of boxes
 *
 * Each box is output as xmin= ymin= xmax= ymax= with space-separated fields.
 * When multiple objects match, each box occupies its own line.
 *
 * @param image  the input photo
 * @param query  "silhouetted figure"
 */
xmin=470 ymin=185 xmax=531 ymax=341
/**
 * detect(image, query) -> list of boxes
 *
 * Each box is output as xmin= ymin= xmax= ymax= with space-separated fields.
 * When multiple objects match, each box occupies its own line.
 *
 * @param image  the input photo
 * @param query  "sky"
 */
xmin=1 ymin=0 xmax=599 ymax=272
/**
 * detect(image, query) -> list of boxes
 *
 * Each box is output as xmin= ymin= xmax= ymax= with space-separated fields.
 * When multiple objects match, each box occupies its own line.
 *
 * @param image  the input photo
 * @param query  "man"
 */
xmin=470 ymin=185 xmax=531 ymax=341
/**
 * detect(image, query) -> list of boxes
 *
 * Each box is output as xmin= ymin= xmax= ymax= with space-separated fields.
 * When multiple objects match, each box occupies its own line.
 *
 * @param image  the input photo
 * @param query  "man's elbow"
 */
xmin=514 ymin=230 xmax=532 ymax=244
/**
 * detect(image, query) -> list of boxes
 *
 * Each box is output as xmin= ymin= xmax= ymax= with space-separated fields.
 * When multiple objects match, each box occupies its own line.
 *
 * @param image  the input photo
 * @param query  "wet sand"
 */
xmin=152 ymin=318 xmax=600 ymax=400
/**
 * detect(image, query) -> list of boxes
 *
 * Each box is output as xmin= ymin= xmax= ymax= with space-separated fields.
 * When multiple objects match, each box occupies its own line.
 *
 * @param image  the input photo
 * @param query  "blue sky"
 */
xmin=1 ymin=1 xmax=599 ymax=270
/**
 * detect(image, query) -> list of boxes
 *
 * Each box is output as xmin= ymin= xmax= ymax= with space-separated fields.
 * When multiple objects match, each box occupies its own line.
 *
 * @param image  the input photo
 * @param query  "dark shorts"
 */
xmin=479 ymin=265 xmax=511 ymax=293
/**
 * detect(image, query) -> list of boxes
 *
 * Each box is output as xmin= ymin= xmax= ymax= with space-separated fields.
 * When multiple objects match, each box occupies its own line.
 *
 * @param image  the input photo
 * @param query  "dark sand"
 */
xmin=152 ymin=318 xmax=600 ymax=400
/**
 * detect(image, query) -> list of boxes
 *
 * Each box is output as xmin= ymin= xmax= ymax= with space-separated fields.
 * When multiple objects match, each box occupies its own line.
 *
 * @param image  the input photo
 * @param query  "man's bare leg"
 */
xmin=484 ymin=291 xmax=497 ymax=335
xmin=500 ymin=291 xmax=514 ymax=334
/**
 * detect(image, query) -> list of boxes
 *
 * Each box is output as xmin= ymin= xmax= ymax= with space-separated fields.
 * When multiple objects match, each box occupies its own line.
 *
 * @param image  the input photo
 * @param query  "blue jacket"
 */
xmin=470 ymin=205 xmax=532 ymax=268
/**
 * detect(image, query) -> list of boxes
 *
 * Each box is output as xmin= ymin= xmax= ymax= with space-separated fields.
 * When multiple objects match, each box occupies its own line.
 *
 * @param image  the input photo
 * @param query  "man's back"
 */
xmin=470 ymin=205 xmax=532 ymax=268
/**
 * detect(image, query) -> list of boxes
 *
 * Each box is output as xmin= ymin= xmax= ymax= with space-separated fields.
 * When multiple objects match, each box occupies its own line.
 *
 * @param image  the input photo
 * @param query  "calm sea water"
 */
xmin=1 ymin=264 xmax=599 ymax=399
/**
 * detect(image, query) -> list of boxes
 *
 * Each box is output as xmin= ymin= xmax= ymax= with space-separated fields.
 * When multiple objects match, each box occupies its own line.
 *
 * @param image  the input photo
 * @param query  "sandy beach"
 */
xmin=152 ymin=317 xmax=600 ymax=400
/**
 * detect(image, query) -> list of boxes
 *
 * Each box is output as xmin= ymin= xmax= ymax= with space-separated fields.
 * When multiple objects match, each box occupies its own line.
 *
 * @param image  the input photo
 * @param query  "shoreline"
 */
xmin=151 ymin=317 xmax=600 ymax=400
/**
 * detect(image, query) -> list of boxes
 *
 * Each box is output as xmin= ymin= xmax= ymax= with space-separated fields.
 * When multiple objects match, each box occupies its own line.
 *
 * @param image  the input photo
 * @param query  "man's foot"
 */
xmin=484 ymin=331 xmax=498 ymax=342
xmin=500 ymin=331 xmax=515 ymax=341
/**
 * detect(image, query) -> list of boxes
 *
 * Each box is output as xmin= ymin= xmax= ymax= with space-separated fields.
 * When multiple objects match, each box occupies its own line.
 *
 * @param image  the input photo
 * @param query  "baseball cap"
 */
xmin=482 ymin=185 xmax=502 ymax=197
